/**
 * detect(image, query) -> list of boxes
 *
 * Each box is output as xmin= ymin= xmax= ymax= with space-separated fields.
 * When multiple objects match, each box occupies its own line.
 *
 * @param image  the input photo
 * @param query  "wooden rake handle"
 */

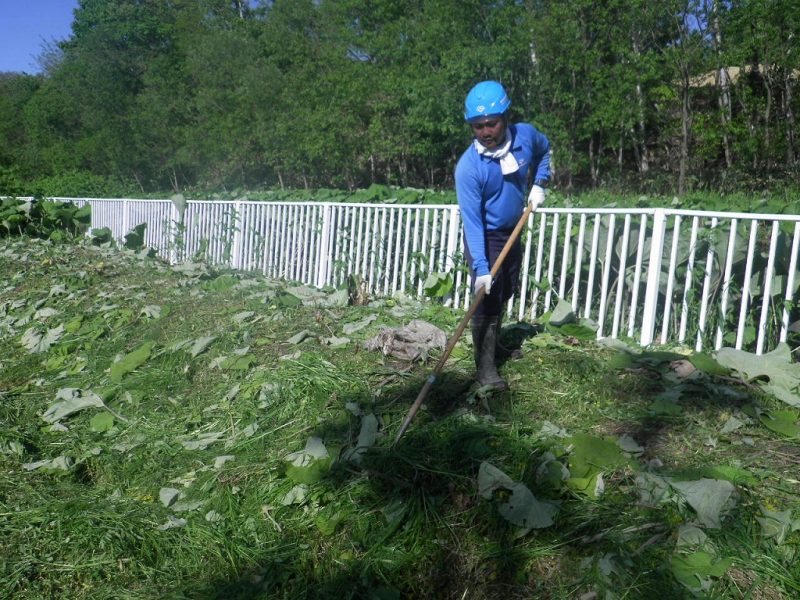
xmin=393 ymin=201 xmax=536 ymax=445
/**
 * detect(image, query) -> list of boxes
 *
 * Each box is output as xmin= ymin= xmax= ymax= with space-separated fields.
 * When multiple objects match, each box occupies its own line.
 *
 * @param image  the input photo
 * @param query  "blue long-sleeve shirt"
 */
xmin=455 ymin=122 xmax=550 ymax=276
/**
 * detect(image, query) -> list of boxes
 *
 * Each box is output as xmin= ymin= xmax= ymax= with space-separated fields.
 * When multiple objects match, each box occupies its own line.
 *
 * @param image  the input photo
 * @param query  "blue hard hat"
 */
xmin=464 ymin=80 xmax=511 ymax=121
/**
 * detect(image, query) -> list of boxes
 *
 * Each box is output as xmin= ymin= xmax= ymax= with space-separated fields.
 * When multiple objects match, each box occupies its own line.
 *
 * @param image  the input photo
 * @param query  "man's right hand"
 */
xmin=528 ymin=184 xmax=546 ymax=209
xmin=474 ymin=274 xmax=492 ymax=295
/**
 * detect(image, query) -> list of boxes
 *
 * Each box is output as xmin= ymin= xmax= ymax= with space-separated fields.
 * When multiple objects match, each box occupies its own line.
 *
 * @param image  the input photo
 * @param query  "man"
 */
xmin=455 ymin=80 xmax=551 ymax=390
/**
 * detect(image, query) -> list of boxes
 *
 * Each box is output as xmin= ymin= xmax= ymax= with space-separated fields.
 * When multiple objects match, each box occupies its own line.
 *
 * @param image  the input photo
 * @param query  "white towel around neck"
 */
xmin=474 ymin=133 xmax=519 ymax=175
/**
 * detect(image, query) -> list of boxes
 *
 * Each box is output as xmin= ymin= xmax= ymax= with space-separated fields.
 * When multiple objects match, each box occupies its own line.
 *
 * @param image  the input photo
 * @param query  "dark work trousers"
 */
xmin=464 ymin=228 xmax=522 ymax=317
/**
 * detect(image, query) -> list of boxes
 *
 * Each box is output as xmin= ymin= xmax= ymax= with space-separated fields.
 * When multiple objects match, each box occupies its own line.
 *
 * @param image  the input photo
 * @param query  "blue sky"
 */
xmin=0 ymin=0 xmax=80 ymax=74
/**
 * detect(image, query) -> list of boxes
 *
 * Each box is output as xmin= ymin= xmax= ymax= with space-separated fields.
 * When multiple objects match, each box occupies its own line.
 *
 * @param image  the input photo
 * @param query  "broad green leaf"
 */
xmin=315 ymin=511 xmax=343 ymax=536
xmin=42 ymin=388 xmax=105 ymax=423
xmin=232 ymin=311 xmax=255 ymax=324
xmin=345 ymin=402 xmax=364 ymax=417
xmin=64 ymin=315 xmax=83 ymax=333
xmin=189 ymin=336 xmax=215 ymax=357
xmin=670 ymin=551 xmax=732 ymax=593
xmin=157 ymin=516 xmax=187 ymax=530
xmin=285 ymin=437 xmax=331 ymax=484
xmin=219 ymin=354 xmax=256 ymax=371
xmin=321 ymin=336 xmax=350 ymax=348
xmin=317 ymin=288 xmax=349 ymax=307
xmin=172 ymin=499 xmax=205 ymax=512
xmin=567 ymin=433 xmax=635 ymax=480
xmin=213 ymin=455 xmax=235 ymax=469
xmin=181 ymin=431 xmax=223 ymax=450
xmin=275 ymin=290 xmax=301 ymax=307
xmin=423 ymin=272 xmax=453 ymax=298
xmin=123 ymin=223 xmax=147 ymax=250
xmin=342 ymin=414 xmax=379 ymax=464
xmin=566 ymin=472 xmax=605 ymax=498
xmin=607 ymin=351 xmax=635 ymax=369
xmin=34 ymin=307 xmax=59 ymax=320
xmin=498 ymin=481 xmax=559 ymax=532
xmin=140 ymin=305 xmax=162 ymax=319
xmin=758 ymin=410 xmax=800 ymax=438
xmin=285 ymin=285 xmax=327 ymax=305
xmin=537 ymin=421 xmax=569 ymax=438
xmin=535 ymin=452 xmax=570 ymax=490
xmin=669 ymin=478 xmax=736 ymax=528
xmin=675 ymin=524 xmax=708 ymax=549
xmin=21 ymin=324 xmax=64 ymax=353
xmin=0 ymin=440 xmax=24 ymax=456
xmin=635 ymin=473 xmax=672 ymax=507
xmin=700 ymin=465 xmax=757 ymax=487
xmin=649 ymin=397 xmax=683 ymax=415
xmin=756 ymin=505 xmax=794 ymax=544
xmin=159 ymin=487 xmax=181 ymax=507
xmin=170 ymin=194 xmax=187 ymax=222
xmin=477 ymin=462 xmax=558 ymax=532
xmin=89 ymin=412 xmax=115 ymax=432
xmin=342 ymin=314 xmax=377 ymax=335
xmin=201 ymin=274 xmax=238 ymax=292
xmin=110 ymin=341 xmax=155 ymax=382
xmin=719 ymin=416 xmax=744 ymax=434
xmin=550 ymin=321 xmax=597 ymax=340
xmin=616 ymin=434 xmax=644 ymax=455
xmin=281 ymin=484 xmax=309 ymax=506
xmin=478 ymin=461 xmax=516 ymax=498
xmin=715 ymin=343 xmax=800 ymax=407
xmin=286 ymin=330 xmax=313 ymax=344
xmin=687 ymin=352 xmax=729 ymax=376
xmin=22 ymin=456 xmax=74 ymax=471
xmin=548 ymin=298 xmax=576 ymax=327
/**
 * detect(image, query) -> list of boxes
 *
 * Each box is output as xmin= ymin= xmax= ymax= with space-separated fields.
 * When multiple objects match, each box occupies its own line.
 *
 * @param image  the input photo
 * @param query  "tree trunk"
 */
xmin=762 ymin=62 xmax=773 ymax=171
xmin=784 ymin=72 xmax=797 ymax=166
xmin=170 ymin=168 xmax=179 ymax=193
xmin=679 ymin=72 xmax=691 ymax=195
xmin=710 ymin=1 xmax=733 ymax=170
xmin=632 ymin=37 xmax=649 ymax=174
xmin=635 ymin=80 xmax=649 ymax=173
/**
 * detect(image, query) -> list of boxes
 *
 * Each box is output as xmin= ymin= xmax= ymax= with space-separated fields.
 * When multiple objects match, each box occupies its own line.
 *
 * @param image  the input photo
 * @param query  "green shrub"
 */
xmin=28 ymin=170 xmax=131 ymax=198
xmin=0 ymin=198 xmax=91 ymax=239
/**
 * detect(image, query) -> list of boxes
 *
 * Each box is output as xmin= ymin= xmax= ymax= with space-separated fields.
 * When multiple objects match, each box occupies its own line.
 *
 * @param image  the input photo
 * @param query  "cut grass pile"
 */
xmin=1 ymin=236 xmax=800 ymax=599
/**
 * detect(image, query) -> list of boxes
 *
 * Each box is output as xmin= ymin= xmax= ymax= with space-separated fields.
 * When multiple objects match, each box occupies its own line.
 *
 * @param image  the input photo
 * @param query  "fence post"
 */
xmin=316 ymin=203 xmax=333 ymax=288
xmin=640 ymin=208 xmax=666 ymax=346
xmin=231 ymin=201 xmax=242 ymax=269
xmin=445 ymin=205 xmax=460 ymax=272
xmin=169 ymin=202 xmax=179 ymax=265
xmin=121 ymin=198 xmax=130 ymax=245
xmin=442 ymin=205 xmax=461 ymax=308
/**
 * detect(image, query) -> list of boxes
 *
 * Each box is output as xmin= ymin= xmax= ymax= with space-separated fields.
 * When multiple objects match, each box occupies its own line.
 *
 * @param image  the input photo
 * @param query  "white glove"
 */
xmin=474 ymin=274 xmax=492 ymax=295
xmin=528 ymin=184 xmax=546 ymax=209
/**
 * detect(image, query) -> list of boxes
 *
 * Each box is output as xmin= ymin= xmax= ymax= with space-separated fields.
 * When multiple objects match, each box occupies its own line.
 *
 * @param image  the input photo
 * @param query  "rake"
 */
xmin=393 ymin=201 xmax=537 ymax=445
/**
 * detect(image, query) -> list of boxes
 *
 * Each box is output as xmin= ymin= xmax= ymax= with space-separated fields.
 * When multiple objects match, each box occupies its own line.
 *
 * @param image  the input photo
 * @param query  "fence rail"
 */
xmin=55 ymin=197 xmax=800 ymax=355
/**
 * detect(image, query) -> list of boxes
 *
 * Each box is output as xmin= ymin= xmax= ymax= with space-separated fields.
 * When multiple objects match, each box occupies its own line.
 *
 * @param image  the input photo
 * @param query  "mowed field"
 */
xmin=1 ymin=235 xmax=799 ymax=599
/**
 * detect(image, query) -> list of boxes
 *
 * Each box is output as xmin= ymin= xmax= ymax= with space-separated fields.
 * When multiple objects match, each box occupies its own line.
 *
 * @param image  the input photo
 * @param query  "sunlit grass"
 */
xmin=1 ymin=236 xmax=799 ymax=599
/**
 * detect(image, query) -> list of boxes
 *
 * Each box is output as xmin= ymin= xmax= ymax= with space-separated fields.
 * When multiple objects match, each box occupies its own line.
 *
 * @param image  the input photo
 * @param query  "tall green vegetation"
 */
xmin=0 ymin=0 xmax=798 ymax=196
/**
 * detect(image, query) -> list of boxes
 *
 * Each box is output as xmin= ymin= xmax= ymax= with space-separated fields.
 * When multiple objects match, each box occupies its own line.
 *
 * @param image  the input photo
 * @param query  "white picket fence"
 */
xmin=54 ymin=197 xmax=800 ymax=355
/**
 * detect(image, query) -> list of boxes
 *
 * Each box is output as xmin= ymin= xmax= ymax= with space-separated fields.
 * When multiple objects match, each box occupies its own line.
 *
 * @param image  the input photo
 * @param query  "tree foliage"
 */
xmin=0 ymin=0 xmax=798 ymax=195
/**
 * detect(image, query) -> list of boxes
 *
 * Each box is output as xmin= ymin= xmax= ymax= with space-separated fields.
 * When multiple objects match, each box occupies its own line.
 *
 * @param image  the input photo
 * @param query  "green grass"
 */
xmin=1 ymin=236 xmax=799 ymax=599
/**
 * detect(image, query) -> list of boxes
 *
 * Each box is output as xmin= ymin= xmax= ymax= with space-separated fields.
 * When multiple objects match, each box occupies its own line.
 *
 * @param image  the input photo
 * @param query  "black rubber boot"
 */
xmin=471 ymin=315 xmax=509 ymax=391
